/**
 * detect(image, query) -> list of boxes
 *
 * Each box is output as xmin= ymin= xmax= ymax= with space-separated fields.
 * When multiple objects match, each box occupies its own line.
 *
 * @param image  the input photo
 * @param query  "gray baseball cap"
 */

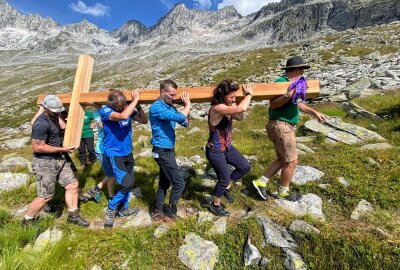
xmin=41 ymin=95 xmax=65 ymax=113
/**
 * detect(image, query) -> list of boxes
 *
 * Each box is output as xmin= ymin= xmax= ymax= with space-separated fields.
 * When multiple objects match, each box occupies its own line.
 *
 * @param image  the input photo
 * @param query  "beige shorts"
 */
xmin=32 ymin=157 xmax=77 ymax=198
xmin=267 ymin=120 xmax=298 ymax=162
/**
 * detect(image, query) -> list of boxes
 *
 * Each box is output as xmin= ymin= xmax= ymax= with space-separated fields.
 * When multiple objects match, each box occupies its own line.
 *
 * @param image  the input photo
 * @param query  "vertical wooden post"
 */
xmin=63 ymin=55 xmax=94 ymax=147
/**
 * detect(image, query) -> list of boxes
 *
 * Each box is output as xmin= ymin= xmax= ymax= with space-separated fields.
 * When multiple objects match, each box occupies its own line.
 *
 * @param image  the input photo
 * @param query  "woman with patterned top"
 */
xmin=206 ymin=80 xmax=254 ymax=216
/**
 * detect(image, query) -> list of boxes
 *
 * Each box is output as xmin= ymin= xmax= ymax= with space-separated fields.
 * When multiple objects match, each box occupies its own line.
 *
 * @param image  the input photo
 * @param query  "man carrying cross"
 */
xmin=22 ymin=95 xmax=90 ymax=227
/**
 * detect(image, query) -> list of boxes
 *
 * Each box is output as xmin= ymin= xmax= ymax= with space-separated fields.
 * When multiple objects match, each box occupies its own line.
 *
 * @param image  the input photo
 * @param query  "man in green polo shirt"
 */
xmin=253 ymin=56 xmax=326 ymax=202
xmin=78 ymin=110 xmax=97 ymax=170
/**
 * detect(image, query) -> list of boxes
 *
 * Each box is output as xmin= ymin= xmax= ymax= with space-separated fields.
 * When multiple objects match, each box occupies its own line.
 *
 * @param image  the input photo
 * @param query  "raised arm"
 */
xmin=109 ymin=90 xmax=141 ymax=121
xmin=132 ymin=105 xmax=148 ymax=124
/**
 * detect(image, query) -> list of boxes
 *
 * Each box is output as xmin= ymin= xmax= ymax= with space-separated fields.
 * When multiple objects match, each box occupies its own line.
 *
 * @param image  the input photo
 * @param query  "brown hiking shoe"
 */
xmin=151 ymin=211 xmax=174 ymax=224
xmin=67 ymin=209 xmax=90 ymax=227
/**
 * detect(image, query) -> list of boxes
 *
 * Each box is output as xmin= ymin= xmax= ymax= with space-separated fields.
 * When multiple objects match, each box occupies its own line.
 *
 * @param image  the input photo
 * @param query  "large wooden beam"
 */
xmin=63 ymin=55 xmax=94 ymax=147
xmin=37 ymin=80 xmax=320 ymax=105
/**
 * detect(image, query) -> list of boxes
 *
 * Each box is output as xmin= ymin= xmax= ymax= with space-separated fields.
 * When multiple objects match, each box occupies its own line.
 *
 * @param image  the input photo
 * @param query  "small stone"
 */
xmin=259 ymin=257 xmax=270 ymax=266
xmin=351 ymin=199 xmax=374 ymax=220
xmin=197 ymin=211 xmax=215 ymax=224
xmin=34 ymin=228 xmax=63 ymax=251
xmin=154 ymin=224 xmax=171 ymax=238
xmin=187 ymin=127 xmax=201 ymax=135
xmin=90 ymin=265 xmax=103 ymax=270
xmin=361 ymin=143 xmax=393 ymax=150
xmin=337 ymin=176 xmax=350 ymax=187
xmin=283 ymin=248 xmax=307 ymax=270
xmin=208 ymin=217 xmax=228 ymax=235
xmin=289 ymin=220 xmax=320 ymax=235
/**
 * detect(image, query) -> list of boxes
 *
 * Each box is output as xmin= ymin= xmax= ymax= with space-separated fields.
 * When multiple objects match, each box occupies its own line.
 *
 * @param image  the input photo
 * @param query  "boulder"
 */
xmin=360 ymin=143 xmax=393 ymax=150
xmin=178 ymin=233 xmax=219 ymax=270
xmin=207 ymin=217 xmax=228 ymax=235
xmin=154 ymin=224 xmax=171 ymax=238
xmin=0 ymin=157 xmax=31 ymax=172
xmin=243 ymin=235 xmax=262 ymax=266
xmin=281 ymin=166 xmax=324 ymax=186
xmin=33 ymin=228 xmax=63 ymax=251
xmin=289 ymin=220 xmax=320 ymax=235
xmin=122 ymin=209 xmax=152 ymax=228
xmin=3 ymin=137 xmax=30 ymax=149
xmin=275 ymin=193 xmax=325 ymax=221
xmin=257 ymin=216 xmax=297 ymax=249
xmin=283 ymin=248 xmax=307 ymax=270
xmin=0 ymin=172 xmax=30 ymax=191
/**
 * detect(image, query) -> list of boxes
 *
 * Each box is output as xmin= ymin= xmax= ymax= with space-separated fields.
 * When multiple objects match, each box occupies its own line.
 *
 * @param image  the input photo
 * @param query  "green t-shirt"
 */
xmin=81 ymin=111 xmax=94 ymax=138
xmin=268 ymin=76 xmax=300 ymax=125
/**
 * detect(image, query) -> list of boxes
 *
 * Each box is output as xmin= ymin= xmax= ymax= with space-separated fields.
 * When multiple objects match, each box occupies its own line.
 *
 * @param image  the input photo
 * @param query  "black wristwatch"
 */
xmin=245 ymin=91 xmax=252 ymax=97
xmin=136 ymin=105 xmax=142 ymax=110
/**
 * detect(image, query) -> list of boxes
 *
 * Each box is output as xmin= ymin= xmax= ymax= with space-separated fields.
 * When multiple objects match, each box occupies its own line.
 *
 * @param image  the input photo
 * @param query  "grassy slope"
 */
xmin=0 ymin=90 xmax=399 ymax=269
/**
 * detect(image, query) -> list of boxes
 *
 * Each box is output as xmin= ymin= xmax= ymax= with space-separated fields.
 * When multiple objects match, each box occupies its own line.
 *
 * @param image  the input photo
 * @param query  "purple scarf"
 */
xmin=288 ymin=76 xmax=307 ymax=104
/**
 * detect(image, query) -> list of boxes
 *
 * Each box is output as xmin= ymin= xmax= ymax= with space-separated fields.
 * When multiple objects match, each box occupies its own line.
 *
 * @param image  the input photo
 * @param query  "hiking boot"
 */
xmin=151 ymin=211 xmax=174 ymax=223
xmin=117 ymin=207 xmax=139 ymax=218
xmin=252 ymin=179 xmax=269 ymax=200
xmin=209 ymin=203 xmax=230 ymax=217
xmin=104 ymin=208 xmax=117 ymax=229
xmin=78 ymin=190 xmax=89 ymax=203
xmin=87 ymin=186 xmax=102 ymax=203
xmin=67 ymin=210 xmax=90 ymax=227
xmin=223 ymin=189 xmax=234 ymax=203
xmin=163 ymin=204 xmax=180 ymax=220
xmin=21 ymin=216 xmax=39 ymax=226
xmin=273 ymin=190 xmax=302 ymax=202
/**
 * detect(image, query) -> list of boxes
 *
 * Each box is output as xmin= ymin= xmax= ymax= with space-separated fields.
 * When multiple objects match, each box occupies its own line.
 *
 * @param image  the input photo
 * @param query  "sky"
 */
xmin=7 ymin=0 xmax=280 ymax=31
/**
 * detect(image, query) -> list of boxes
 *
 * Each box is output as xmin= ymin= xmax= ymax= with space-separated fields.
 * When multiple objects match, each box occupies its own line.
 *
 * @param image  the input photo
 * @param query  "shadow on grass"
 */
xmin=375 ymin=104 xmax=400 ymax=119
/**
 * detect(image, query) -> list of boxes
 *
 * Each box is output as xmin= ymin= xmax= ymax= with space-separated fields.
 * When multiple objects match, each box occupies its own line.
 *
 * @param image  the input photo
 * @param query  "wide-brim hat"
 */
xmin=281 ymin=56 xmax=310 ymax=70
xmin=41 ymin=94 xmax=65 ymax=113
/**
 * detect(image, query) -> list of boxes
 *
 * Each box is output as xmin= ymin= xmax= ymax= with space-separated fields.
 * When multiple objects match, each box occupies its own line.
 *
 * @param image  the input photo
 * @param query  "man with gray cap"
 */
xmin=22 ymin=95 xmax=90 ymax=227
xmin=253 ymin=56 xmax=325 ymax=202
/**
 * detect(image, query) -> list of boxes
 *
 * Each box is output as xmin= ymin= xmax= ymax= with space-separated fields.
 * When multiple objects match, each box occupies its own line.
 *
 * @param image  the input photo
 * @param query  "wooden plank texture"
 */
xmin=63 ymin=55 xmax=94 ymax=147
xmin=37 ymin=80 xmax=320 ymax=105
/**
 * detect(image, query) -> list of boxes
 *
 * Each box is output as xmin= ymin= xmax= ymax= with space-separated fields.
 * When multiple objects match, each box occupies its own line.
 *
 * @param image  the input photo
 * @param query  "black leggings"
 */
xmin=206 ymin=146 xmax=251 ymax=197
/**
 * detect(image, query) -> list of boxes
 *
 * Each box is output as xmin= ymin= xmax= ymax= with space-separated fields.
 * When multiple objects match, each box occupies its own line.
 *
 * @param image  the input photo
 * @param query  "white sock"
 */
xmin=24 ymin=215 xmax=34 ymax=220
xmin=68 ymin=208 xmax=78 ymax=212
xmin=279 ymin=186 xmax=289 ymax=195
xmin=260 ymin=175 xmax=269 ymax=184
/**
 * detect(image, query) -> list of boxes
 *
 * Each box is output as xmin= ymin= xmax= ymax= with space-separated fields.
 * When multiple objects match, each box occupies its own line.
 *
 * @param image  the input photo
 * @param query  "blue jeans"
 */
xmin=152 ymin=147 xmax=185 ymax=213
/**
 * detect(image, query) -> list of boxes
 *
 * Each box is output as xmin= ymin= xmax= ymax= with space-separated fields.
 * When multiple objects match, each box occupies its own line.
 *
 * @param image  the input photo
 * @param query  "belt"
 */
xmin=269 ymin=119 xmax=294 ymax=126
xmin=152 ymin=146 xmax=175 ymax=152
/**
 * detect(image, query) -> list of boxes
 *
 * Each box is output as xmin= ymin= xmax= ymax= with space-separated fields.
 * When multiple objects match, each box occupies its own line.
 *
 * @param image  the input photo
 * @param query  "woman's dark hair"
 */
xmin=211 ymin=80 xmax=239 ymax=105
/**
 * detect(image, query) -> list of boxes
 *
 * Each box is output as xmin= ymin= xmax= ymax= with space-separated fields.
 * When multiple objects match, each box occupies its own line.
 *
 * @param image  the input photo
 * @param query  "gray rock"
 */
xmin=285 ymin=166 xmax=325 ymax=186
xmin=360 ymin=143 xmax=393 ymax=150
xmin=243 ymin=155 xmax=258 ymax=164
xmin=305 ymin=116 xmax=385 ymax=145
xmin=154 ymin=224 xmax=170 ymax=238
xmin=130 ymin=187 xmax=142 ymax=199
xmin=289 ymin=220 xmax=320 ymax=235
xmin=341 ymin=102 xmax=383 ymax=121
xmin=176 ymin=157 xmax=195 ymax=180
xmin=122 ymin=209 xmax=152 ymax=228
xmin=340 ymin=78 xmax=371 ymax=99
xmin=178 ymin=233 xmax=219 ymax=270
xmin=296 ymin=143 xmax=315 ymax=154
xmin=3 ymin=137 xmax=30 ymax=149
xmin=275 ymin=193 xmax=325 ymax=222
xmin=257 ymin=216 xmax=297 ymax=249
xmin=318 ymin=184 xmax=330 ymax=190
xmin=136 ymin=148 xmax=152 ymax=158
xmin=187 ymin=127 xmax=201 ymax=135
xmin=337 ymin=176 xmax=350 ymax=187
xmin=208 ymin=217 xmax=228 ymax=235
xmin=201 ymin=178 xmax=216 ymax=188
xmin=283 ymin=248 xmax=307 ymax=270
xmin=33 ymin=228 xmax=63 ymax=251
xmin=296 ymin=136 xmax=315 ymax=143
xmin=367 ymin=157 xmax=380 ymax=167
xmin=0 ymin=172 xmax=30 ymax=191
xmin=351 ymin=199 xmax=373 ymax=220
xmin=190 ymin=155 xmax=206 ymax=164
xmin=197 ymin=211 xmax=215 ymax=224
xmin=0 ymin=156 xmax=31 ymax=172
xmin=137 ymin=135 xmax=149 ymax=147
xmin=90 ymin=265 xmax=103 ymax=270
xmin=259 ymin=257 xmax=271 ymax=266
xmin=243 ymin=235 xmax=262 ymax=266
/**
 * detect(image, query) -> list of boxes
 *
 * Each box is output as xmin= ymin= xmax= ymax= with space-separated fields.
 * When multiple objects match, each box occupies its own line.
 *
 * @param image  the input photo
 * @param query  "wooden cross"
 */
xmin=36 ymin=55 xmax=320 ymax=147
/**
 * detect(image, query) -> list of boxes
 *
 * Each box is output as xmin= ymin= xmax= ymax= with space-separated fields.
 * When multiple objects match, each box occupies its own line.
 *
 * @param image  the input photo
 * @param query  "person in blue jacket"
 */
xmin=149 ymin=79 xmax=191 ymax=222
xmin=101 ymin=89 xmax=148 ymax=228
